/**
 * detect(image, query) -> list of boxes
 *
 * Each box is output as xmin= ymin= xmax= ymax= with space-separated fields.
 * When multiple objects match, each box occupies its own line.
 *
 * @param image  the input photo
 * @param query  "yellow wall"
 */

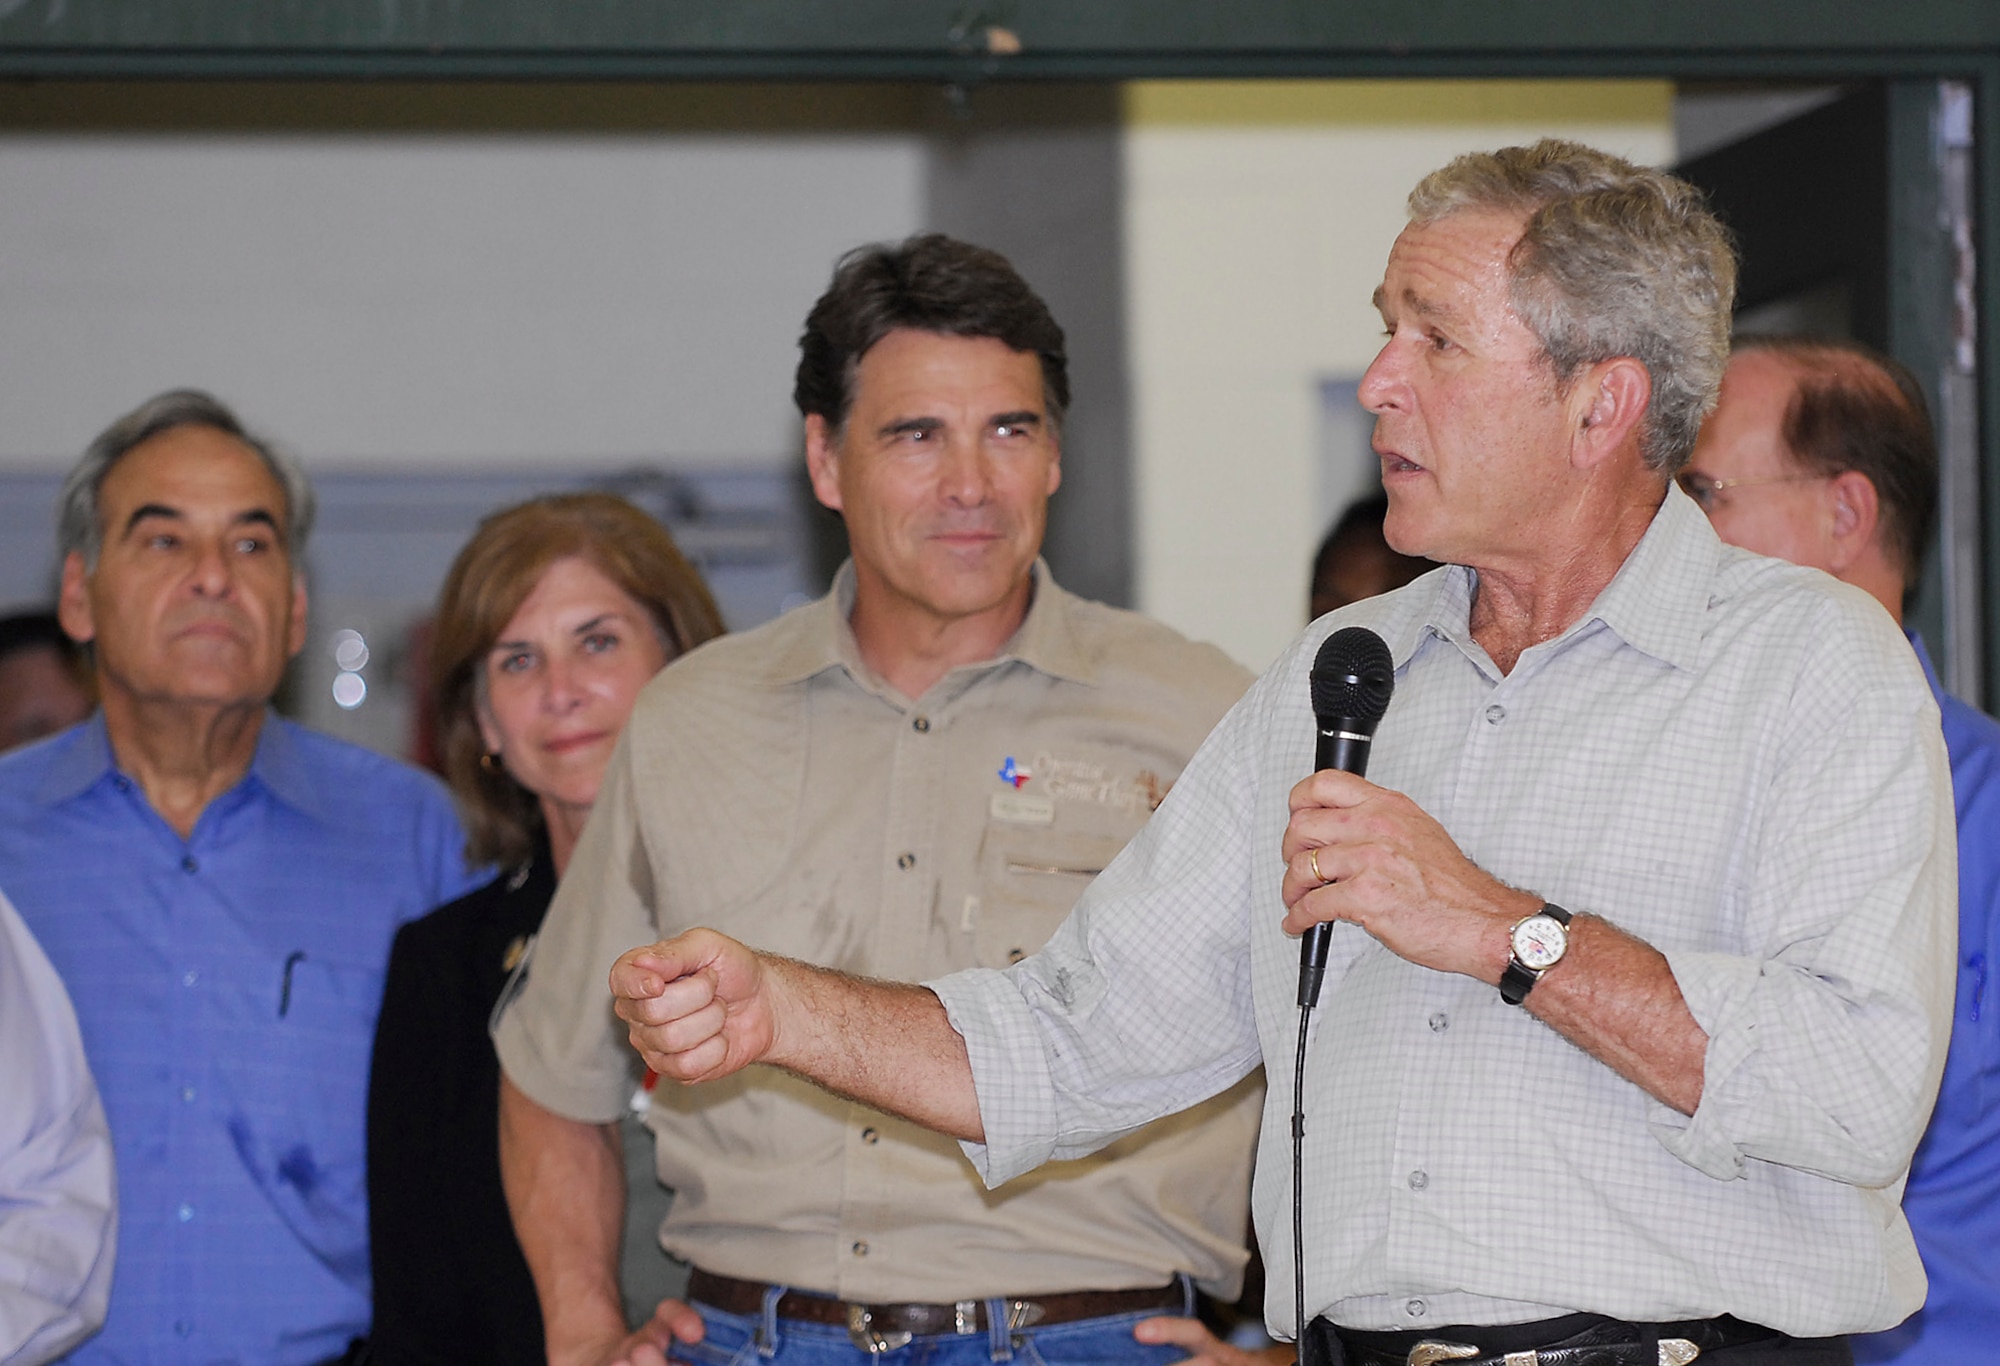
xmin=1124 ymin=80 xmax=1674 ymax=668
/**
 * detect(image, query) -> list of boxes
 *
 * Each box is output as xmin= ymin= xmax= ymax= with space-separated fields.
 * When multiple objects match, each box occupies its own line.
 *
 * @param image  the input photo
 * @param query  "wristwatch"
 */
xmin=1499 ymin=902 xmax=1572 ymax=1005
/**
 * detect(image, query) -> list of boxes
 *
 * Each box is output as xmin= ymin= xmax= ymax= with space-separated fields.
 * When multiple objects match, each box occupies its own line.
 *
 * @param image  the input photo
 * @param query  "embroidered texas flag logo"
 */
xmin=997 ymin=756 xmax=1032 ymax=788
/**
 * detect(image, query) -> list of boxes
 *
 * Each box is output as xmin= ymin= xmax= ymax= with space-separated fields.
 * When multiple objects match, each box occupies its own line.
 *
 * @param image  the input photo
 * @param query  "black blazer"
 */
xmin=365 ymin=842 xmax=553 ymax=1365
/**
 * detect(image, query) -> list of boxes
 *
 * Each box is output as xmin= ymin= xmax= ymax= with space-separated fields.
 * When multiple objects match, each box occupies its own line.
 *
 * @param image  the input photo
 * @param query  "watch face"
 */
xmin=1511 ymin=914 xmax=1568 ymax=972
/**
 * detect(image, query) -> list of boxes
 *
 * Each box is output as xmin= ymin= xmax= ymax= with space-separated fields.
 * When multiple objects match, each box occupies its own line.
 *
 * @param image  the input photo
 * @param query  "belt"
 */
xmin=687 ymin=1268 xmax=1185 ymax=1352
xmin=1316 ymin=1312 xmax=1785 ymax=1366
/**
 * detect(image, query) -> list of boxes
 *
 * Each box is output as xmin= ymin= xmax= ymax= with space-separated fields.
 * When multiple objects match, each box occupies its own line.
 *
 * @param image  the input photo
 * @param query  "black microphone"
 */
xmin=1297 ymin=626 xmax=1395 ymax=1008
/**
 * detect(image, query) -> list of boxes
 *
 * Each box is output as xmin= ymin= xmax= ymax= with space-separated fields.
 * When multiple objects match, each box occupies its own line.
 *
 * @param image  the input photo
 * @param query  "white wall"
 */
xmin=0 ymin=81 xmax=1676 ymax=668
xmin=1125 ymin=81 xmax=1675 ymax=671
xmin=0 ymin=131 xmax=925 ymax=471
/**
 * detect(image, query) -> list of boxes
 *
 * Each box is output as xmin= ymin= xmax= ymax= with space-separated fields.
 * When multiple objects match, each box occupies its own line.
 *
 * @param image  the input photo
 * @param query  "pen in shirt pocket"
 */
xmin=278 ymin=950 xmax=306 ymax=1018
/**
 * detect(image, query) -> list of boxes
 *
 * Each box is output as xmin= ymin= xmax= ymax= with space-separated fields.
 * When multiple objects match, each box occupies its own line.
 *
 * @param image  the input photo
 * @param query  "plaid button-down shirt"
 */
xmin=937 ymin=486 xmax=1956 ymax=1340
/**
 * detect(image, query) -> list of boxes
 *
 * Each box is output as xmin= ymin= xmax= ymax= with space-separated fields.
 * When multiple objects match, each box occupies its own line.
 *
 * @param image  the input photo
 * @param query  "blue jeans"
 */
xmin=673 ymin=1282 xmax=1197 ymax=1366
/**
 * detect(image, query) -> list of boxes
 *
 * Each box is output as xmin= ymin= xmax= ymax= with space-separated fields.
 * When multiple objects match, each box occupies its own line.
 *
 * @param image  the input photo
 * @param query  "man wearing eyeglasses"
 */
xmin=1684 ymin=334 xmax=2000 ymax=1366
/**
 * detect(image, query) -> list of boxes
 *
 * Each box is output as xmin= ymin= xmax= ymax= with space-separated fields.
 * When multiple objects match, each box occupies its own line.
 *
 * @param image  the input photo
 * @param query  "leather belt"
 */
xmin=687 ymin=1268 xmax=1185 ymax=1352
xmin=1318 ymin=1312 xmax=1786 ymax=1366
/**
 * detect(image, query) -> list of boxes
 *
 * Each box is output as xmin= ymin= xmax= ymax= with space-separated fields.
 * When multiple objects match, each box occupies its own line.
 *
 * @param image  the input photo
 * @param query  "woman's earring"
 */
xmin=480 ymin=751 xmax=503 ymax=774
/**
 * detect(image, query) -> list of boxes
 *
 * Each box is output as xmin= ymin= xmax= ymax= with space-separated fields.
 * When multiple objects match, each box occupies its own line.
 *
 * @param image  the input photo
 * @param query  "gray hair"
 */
xmin=57 ymin=389 xmax=316 ymax=566
xmin=1407 ymin=139 xmax=1737 ymax=474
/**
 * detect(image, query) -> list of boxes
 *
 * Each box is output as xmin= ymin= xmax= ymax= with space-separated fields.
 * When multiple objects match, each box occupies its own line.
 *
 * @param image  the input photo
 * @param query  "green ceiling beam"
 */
xmin=0 ymin=1 xmax=1994 ymax=82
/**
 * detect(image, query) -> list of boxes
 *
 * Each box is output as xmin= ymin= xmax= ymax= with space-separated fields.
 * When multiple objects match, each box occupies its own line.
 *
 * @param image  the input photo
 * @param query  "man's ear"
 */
xmin=57 ymin=551 xmax=96 ymax=646
xmin=1825 ymin=469 xmax=1882 ymax=574
xmin=286 ymin=575 xmax=309 ymax=660
xmin=1569 ymin=357 xmax=1652 ymax=472
xmin=804 ymin=415 xmax=844 ymax=514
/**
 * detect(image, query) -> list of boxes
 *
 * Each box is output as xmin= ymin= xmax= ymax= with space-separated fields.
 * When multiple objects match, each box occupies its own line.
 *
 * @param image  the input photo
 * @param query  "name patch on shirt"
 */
xmin=990 ymin=790 xmax=1057 ymax=825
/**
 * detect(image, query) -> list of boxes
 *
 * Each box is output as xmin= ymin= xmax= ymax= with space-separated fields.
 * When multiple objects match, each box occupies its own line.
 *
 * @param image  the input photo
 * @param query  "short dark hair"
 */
xmin=1309 ymin=492 xmax=1430 ymax=619
xmin=1734 ymin=335 xmax=1937 ymax=586
xmin=793 ymin=233 xmax=1070 ymax=436
xmin=0 ymin=610 xmax=86 ymax=672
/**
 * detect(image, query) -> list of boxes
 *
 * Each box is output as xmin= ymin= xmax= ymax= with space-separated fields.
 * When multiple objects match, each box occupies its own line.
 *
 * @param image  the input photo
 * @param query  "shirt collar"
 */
xmin=33 ymin=711 xmax=117 ymax=806
xmin=247 ymin=713 xmax=335 ymax=822
xmin=1389 ymin=482 xmax=1715 ymax=676
xmin=761 ymin=558 xmax=1094 ymax=692
xmin=1568 ymin=481 xmax=1716 ymax=672
xmin=32 ymin=708 xmax=330 ymax=821
xmin=989 ymin=560 xmax=1096 ymax=687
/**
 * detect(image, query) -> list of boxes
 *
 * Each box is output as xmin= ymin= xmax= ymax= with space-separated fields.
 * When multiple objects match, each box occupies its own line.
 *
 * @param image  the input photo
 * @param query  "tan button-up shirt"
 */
xmin=494 ymin=563 xmax=1261 ymax=1302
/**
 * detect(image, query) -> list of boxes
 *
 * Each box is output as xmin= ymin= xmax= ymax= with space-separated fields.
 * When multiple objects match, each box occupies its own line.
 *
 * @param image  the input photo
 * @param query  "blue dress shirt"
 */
xmin=1853 ymin=635 xmax=2000 ymax=1364
xmin=0 ymin=714 xmax=482 ymax=1366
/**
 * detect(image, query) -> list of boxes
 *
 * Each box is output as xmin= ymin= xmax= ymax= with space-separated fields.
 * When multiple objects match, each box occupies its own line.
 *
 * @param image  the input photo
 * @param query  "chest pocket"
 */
xmin=971 ymin=824 xmax=1133 ymax=969
xmin=224 ymin=949 xmax=379 ymax=1287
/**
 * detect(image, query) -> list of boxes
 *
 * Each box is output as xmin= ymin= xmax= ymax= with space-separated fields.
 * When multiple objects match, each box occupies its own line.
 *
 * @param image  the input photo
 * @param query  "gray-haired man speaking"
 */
xmin=613 ymin=143 xmax=1956 ymax=1366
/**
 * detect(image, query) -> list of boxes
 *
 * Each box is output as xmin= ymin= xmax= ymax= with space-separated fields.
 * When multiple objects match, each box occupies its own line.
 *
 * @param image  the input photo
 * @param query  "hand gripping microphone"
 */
xmin=1296 ymin=626 xmax=1395 ymax=1009
xmin=1291 ymin=626 xmax=1395 ymax=1360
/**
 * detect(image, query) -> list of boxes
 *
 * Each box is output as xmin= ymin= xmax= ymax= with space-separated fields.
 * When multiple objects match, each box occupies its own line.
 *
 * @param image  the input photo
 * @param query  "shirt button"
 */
xmin=1408 ymin=1170 xmax=1429 ymax=1191
xmin=897 ymin=852 xmax=916 ymax=871
xmin=181 ymin=855 xmax=199 ymax=874
xmin=1405 ymin=1299 xmax=1427 ymax=1319
xmin=1485 ymin=704 xmax=1506 ymax=725
xmin=1428 ymin=1011 xmax=1449 ymax=1033
xmin=912 ymin=715 xmax=931 ymax=733
xmin=174 ymin=1320 xmax=193 ymax=1338
xmin=182 ymin=969 xmax=199 ymax=987
xmin=181 ymin=1086 xmax=197 ymax=1104
xmin=852 ymin=1241 xmax=869 ymax=1257
xmin=114 ymin=776 xmax=132 ymax=793
xmin=177 ymin=1202 xmax=195 ymax=1223
xmin=861 ymin=1127 xmax=879 ymax=1144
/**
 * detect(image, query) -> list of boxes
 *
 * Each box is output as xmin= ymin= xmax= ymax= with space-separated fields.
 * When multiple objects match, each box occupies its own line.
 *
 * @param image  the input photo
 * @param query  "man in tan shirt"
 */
xmin=493 ymin=234 xmax=1266 ymax=1366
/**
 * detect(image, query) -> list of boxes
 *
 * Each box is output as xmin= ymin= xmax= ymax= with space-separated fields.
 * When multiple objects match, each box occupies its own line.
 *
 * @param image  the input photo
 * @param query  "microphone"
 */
xmin=1297 ymin=626 xmax=1395 ymax=1008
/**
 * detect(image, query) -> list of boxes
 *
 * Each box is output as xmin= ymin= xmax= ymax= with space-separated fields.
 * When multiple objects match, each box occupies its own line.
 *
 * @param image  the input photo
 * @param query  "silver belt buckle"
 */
xmin=1403 ymin=1337 xmax=1701 ymax=1366
xmin=1006 ymin=1299 xmax=1047 ymax=1330
xmin=846 ymin=1304 xmax=913 ymax=1355
xmin=1407 ymin=1343 xmax=1478 ymax=1366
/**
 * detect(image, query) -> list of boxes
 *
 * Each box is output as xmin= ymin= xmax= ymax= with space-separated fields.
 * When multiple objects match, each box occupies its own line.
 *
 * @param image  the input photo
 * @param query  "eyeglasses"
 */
xmin=1674 ymin=470 xmax=1824 ymax=513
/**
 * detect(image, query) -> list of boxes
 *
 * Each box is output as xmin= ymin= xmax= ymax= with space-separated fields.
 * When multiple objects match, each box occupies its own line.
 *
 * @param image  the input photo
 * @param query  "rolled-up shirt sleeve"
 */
xmin=931 ymin=688 xmax=1269 ymax=1188
xmin=930 ymin=516 xmax=1961 ymax=1336
xmin=0 ymin=888 xmax=115 ymax=1366
xmin=1655 ymin=675 xmax=1957 ymax=1186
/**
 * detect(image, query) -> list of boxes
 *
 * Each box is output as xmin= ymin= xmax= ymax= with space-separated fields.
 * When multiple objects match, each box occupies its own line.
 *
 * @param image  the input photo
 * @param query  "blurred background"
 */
xmin=0 ymin=43 xmax=1986 ymax=760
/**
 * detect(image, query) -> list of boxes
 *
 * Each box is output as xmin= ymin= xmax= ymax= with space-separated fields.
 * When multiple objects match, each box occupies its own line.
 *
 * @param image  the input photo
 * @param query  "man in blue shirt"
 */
xmin=0 ymin=390 xmax=482 ymax=1365
xmin=1683 ymin=335 xmax=2000 ymax=1364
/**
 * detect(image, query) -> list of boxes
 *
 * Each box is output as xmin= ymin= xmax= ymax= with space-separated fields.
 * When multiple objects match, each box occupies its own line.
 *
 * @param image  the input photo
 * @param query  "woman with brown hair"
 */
xmin=365 ymin=493 xmax=724 ymax=1365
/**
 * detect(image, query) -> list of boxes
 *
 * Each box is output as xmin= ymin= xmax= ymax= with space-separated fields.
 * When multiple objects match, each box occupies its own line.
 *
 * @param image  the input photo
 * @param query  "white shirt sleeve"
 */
xmin=0 ymin=887 xmax=116 ymax=1366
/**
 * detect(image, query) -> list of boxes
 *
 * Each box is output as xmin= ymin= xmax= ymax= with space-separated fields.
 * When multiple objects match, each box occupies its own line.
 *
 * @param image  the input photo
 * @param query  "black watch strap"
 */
xmin=1499 ymin=902 xmax=1572 ymax=1006
xmin=1498 ymin=959 xmax=1539 ymax=1007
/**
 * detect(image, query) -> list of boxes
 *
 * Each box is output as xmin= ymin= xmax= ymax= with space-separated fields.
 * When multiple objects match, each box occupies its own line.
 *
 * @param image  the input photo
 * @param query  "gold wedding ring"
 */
xmin=1308 ymin=847 xmax=1326 ymax=885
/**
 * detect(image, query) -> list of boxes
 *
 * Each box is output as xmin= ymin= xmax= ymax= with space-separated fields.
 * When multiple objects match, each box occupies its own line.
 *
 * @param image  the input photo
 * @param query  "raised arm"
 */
xmin=609 ymin=928 xmax=985 ymax=1142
